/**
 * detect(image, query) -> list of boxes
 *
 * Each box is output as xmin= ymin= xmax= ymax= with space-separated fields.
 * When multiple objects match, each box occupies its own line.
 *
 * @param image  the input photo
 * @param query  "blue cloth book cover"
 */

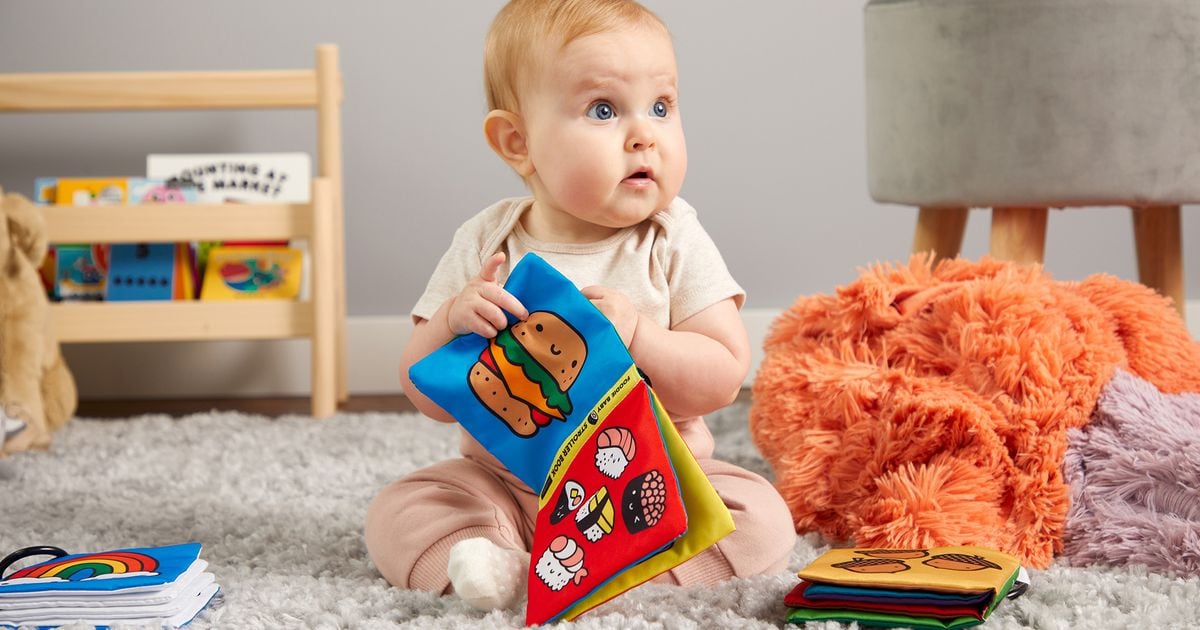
xmin=0 ymin=543 xmax=201 ymax=595
xmin=0 ymin=543 xmax=219 ymax=628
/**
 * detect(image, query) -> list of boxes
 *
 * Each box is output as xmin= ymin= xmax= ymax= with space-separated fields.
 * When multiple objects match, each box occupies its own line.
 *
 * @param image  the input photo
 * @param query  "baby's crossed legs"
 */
xmin=364 ymin=454 xmax=794 ymax=603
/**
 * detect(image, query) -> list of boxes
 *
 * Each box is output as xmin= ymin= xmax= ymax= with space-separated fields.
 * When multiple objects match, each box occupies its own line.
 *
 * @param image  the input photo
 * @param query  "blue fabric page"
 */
xmin=409 ymin=254 xmax=636 ymax=489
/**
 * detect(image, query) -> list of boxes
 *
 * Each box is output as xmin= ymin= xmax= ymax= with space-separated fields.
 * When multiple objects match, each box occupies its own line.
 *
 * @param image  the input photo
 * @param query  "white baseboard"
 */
xmin=64 ymin=302 xmax=1200 ymax=400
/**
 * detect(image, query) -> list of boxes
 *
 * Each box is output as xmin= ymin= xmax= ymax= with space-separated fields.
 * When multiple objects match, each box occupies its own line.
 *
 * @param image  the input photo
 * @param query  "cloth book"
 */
xmin=0 ymin=542 xmax=219 ymax=628
xmin=409 ymin=254 xmax=734 ymax=625
xmin=786 ymin=546 xmax=1026 ymax=629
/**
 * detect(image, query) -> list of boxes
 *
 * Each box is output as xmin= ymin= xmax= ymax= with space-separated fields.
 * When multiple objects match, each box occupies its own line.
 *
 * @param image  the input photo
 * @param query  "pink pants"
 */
xmin=364 ymin=417 xmax=795 ymax=594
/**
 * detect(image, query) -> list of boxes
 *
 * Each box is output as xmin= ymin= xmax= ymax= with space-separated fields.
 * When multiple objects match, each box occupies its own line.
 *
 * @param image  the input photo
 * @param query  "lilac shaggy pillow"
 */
xmin=1064 ymin=369 xmax=1200 ymax=576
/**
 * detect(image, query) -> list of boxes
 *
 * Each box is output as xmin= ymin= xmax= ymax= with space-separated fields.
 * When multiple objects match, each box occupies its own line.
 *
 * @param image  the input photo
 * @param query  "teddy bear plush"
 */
xmin=750 ymin=255 xmax=1200 ymax=569
xmin=0 ymin=188 xmax=77 ymax=454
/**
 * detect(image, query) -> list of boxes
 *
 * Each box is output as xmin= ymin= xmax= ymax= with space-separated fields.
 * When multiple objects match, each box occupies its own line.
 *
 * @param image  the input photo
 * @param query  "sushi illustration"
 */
xmin=594 ymin=426 xmax=636 ymax=479
xmin=551 ymin=480 xmax=586 ymax=524
xmin=574 ymin=486 xmax=615 ymax=542
xmin=535 ymin=535 xmax=588 ymax=591
xmin=622 ymin=469 xmax=669 ymax=534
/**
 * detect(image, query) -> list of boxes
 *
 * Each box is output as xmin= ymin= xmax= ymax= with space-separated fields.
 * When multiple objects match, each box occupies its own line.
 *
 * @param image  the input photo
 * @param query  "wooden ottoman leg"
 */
xmin=990 ymin=207 xmax=1048 ymax=264
xmin=913 ymin=206 xmax=969 ymax=262
xmin=1132 ymin=205 xmax=1185 ymax=317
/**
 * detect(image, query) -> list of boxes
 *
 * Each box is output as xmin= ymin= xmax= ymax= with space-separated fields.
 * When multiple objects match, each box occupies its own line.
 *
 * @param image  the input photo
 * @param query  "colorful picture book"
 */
xmin=199 ymin=246 xmax=303 ymax=300
xmin=34 ymin=177 xmax=200 ymax=302
xmin=0 ymin=542 xmax=219 ymax=628
xmin=409 ymin=254 xmax=735 ymax=625
xmin=38 ymin=177 xmax=127 ymax=301
xmin=107 ymin=180 xmax=200 ymax=302
xmin=106 ymin=242 xmax=197 ymax=302
xmin=786 ymin=545 xmax=1028 ymax=629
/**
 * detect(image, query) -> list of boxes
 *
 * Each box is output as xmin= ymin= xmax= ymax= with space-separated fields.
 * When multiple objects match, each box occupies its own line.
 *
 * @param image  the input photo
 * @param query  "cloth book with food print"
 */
xmin=787 ymin=545 xmax=1029 ymax=629
xmin=409 ymin=253 xmax=734 ymax=626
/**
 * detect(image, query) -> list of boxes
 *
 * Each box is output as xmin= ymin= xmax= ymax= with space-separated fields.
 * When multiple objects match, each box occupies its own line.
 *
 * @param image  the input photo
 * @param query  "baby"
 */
xmin=365 ymin=0 xmax=795 ymax=611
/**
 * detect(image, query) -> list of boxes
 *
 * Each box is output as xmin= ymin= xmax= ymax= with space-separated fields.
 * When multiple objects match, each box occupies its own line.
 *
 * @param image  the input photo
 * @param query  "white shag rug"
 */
xmin=3 ymin=402 xmax=1200 ymax=629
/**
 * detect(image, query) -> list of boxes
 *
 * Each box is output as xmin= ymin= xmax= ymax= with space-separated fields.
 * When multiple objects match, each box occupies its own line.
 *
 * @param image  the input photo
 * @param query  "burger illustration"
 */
xmin=468 ymin=311 xmax=588 ymax=437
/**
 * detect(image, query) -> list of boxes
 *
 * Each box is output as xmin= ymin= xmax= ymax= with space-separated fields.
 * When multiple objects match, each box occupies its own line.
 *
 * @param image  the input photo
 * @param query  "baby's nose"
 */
xmin=625 ymin=122 xmax=655 ymax=152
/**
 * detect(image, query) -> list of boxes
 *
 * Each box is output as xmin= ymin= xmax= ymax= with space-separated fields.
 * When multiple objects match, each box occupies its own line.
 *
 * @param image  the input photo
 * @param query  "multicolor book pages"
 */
xmin=787 ymin=546 xmax=1025 ymax=629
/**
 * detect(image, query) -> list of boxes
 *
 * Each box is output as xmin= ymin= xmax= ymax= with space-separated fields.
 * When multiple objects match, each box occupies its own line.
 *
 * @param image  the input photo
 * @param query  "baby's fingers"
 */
xmin=480 ymin=283 xmax=528 ymax=322
xmin=478 ymin=252 xmax=506 ymax=283
xmin=471 ymin=299 xmax=512 ymax=338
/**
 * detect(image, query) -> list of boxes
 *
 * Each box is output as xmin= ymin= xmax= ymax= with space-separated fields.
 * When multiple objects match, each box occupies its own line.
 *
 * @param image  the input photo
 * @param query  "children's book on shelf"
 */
xmin=35 ymin=177 xmax=200 ymax=302
xmin=40 ymin=177 xmax=129 ymax=301
xmin=146 ymin=152 xmax=313 ymax=273
xmin=52 ymin=177 xmax=127 ymax=206
xmin=199 ymin=246 xmax=303 ymax=300
xmin=409 ymin=254 xmax=735 ymax=626
xmin=105 ymin=242 xmax=196 ymax=302
xmin=786 ymin=545 xmax=1029 ymax=629
xmin=0 ymin=542 xmax=220 ymax=628
xmin=105 ymin=180 xmax=199 ymax=302
xmin=146 ymin=153 xmax=311 ymax=203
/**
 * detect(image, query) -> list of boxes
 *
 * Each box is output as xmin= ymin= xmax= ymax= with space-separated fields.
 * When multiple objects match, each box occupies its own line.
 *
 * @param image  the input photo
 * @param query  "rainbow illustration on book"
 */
xmin=0 ymin=543 xmax=220 ymax=628
xmin=0 ymin=543 xmax=200 ymax=594
xmin=7 ymin=551 xmax=159 ymax=581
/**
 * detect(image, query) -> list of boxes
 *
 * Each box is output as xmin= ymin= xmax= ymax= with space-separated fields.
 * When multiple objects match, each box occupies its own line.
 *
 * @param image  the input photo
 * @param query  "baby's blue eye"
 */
xmin=586 ymin=102 xmax=615 ymax=120
xmin=650 ymin=100 xmax=668 ymax=118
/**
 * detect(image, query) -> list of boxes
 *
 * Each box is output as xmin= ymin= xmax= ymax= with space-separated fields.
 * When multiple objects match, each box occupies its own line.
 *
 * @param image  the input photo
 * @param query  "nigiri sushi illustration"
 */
xmin=574 ymin=486 xmax=615 ymax=542
xmin=534 ymin=534 xmax=588 ymax=591
xmin=594 ymin=426 xmax=636 ymax=479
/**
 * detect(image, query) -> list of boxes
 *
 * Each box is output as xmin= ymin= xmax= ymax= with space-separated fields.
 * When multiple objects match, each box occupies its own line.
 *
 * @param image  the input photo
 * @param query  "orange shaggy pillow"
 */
xmin=750 ymin=256 xmax=1200 ymax=568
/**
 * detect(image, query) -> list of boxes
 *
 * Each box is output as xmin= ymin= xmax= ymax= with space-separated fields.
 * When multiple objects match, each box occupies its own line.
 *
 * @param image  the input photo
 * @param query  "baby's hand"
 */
xmin=448 ymin=252 xmax=528 ymax=338
xmin=581 ymin=285 xmax=639 ymax=347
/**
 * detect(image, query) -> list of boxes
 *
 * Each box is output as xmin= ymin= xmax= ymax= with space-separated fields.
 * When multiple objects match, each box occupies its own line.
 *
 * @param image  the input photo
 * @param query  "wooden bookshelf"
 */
xmin=0 ymin=45 xmax=348 ymax=418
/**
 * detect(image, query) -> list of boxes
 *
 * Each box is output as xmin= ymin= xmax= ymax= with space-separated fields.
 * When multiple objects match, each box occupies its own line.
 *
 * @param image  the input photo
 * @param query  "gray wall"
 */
xmin=2 ymin=1 xmax=1195 ymax=318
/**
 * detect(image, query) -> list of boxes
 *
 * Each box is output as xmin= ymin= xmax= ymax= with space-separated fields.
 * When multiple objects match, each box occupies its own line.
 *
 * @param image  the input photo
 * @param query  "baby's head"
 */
xmin=483 ymin=0 xmax=686 ymax=236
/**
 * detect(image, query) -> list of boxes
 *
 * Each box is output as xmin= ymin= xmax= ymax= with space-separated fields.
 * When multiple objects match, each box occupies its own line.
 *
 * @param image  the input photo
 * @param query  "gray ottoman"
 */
xmin=864 ymin=0 xmax=1195 ymax=313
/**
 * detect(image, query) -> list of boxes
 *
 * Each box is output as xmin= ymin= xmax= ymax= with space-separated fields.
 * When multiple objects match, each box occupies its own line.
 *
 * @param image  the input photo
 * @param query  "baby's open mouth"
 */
xmin=623 ymin=169 xmax=654 ymax=184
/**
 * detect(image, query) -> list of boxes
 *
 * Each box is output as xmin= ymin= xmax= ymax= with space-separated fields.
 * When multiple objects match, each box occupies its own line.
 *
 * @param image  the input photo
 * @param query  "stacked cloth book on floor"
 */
xmin=0 ymin=542 xmax=218 ymax=628
xmin=787 ymin=546 xmax=1028 ymax=629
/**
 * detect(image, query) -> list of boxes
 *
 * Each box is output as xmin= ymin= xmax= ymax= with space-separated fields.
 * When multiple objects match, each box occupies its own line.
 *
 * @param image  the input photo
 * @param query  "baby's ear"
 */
xmin=483 ymin=110 xmax=534 ymax=178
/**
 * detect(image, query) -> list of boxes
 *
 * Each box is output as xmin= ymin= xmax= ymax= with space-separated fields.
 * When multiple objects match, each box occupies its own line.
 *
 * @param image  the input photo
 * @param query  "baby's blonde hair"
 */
xmin=484 ymin=0 xmax=668 ymax=113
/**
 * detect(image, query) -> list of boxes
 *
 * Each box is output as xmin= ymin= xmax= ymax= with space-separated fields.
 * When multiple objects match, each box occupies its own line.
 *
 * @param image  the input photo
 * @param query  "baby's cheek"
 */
xmin=551 ymin=162 xmax=610 ymax=207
